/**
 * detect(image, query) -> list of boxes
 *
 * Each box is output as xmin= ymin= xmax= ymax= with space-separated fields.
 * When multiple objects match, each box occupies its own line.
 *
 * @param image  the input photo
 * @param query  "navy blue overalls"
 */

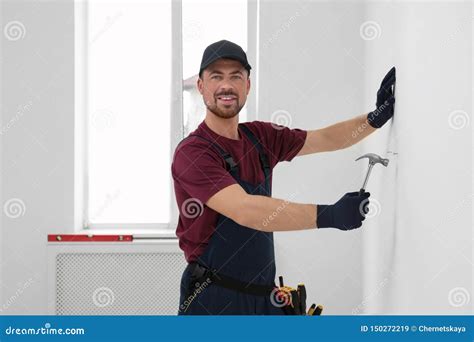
xmin=178 ymin=124 xmax=284 ymax=315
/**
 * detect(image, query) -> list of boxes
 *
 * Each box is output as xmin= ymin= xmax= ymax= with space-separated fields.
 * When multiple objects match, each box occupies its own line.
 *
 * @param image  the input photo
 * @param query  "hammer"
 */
xmin=355 ymin=153 xmax=389 ymax=195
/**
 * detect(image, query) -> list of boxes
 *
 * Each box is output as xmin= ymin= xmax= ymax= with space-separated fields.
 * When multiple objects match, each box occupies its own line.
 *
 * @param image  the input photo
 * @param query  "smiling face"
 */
xmin=197 ymin=58 xmax=251 ymax=119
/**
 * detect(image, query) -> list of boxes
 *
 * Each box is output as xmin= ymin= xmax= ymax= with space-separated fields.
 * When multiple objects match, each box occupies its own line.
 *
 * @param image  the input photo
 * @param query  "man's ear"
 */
xmin=197 ymin=77 xmax=203 ymax=95
xmin=246 ymin=77 xmax=251 ymax=95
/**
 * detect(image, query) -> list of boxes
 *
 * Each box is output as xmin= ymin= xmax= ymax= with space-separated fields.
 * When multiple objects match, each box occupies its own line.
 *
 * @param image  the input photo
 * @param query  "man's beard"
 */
xmin=205 ymin=97 xmax=245 ymax=119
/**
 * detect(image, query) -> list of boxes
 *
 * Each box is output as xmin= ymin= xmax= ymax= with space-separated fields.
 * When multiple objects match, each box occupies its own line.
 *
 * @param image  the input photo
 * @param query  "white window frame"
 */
xmin=74 ymin=0 xmax=257 ymax=234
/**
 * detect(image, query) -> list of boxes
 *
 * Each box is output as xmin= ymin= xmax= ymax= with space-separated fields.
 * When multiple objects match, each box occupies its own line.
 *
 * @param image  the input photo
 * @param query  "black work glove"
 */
xmin=316 ymin=191 xmax=370 ymax=230
xmin=367 ymin=66 xmax=396 ymax=128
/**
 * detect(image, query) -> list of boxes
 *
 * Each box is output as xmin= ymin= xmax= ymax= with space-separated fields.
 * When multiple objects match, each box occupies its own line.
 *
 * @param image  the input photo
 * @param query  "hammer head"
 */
xmin=355 ymin=153 xmax=389 ymax=167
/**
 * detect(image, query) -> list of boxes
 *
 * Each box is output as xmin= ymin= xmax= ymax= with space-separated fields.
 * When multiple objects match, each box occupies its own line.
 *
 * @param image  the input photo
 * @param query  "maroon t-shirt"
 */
xmin=171 ymin=120 xmax=307 ymax=263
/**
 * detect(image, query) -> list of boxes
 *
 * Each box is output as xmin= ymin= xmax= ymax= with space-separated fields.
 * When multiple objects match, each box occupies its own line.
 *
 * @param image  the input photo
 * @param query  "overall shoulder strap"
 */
xmin=239 ymin=124 xmax=271 ymax=194
xmin=182 ymin=134 xmax=238 ymax=175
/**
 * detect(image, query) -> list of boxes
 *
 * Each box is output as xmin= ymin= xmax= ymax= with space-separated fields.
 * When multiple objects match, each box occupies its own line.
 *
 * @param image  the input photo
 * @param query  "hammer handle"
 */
xmin=360 ymin=164 xmax=374 ymax=194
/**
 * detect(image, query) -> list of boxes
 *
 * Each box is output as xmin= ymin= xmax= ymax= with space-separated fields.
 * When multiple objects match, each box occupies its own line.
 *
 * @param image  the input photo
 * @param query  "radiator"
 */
xmin=54 ymin=250 xmax=187 ymax=315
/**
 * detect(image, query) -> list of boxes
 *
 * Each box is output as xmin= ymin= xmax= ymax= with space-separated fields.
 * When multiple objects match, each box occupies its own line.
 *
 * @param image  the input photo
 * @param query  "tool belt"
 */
xmin=187 ymin=263 xmax=323 ymax=315
xmin=187 ymin=262 xmax=275 ymax=297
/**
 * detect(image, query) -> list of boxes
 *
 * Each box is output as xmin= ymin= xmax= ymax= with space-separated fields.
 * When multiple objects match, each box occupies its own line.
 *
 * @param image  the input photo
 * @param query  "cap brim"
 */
xmin=200 ymin=54 xmax=251 ymax=73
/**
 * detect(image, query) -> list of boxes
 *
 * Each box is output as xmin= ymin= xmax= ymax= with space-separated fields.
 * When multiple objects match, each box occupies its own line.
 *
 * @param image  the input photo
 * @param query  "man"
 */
xmin=172 ymin=40 xmax=396 ymax=315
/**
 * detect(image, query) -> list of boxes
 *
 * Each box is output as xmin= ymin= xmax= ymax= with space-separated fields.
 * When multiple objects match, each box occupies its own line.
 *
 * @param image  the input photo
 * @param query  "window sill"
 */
xmin=76 ymin=228 xmax=177 ymax=240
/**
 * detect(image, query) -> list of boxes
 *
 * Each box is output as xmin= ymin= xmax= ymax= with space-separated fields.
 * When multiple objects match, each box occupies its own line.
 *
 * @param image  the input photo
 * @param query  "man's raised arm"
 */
xmin=297 ymin=67 xmax=396 ymax=156
xmin=297 ymin=114 xmax=376 ymax=156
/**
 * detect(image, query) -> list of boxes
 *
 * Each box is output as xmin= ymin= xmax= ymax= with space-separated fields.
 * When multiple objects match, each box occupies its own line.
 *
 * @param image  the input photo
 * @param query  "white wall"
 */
xmin=257 ymin=1 xmax=367 ymax=313
xmin=258 ymin=0 xmax=472 ymax=314
xmin=361 ymin=1 xmax=472 ymax=314
xmin=1 ymin=0 xmax=75 ymax=313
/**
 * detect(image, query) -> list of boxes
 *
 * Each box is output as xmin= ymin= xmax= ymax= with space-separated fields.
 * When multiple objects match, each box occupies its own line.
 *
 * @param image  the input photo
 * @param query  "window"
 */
xmin=80 ymin=0 xmax=249 ymax=230
xmin=85 ymin=0 xmax=172 ymax=227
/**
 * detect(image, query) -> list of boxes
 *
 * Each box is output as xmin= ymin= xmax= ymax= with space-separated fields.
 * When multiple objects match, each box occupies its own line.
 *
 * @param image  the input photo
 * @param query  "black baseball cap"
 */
xmin=199 ymin=40 xmax=251 ymax=77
